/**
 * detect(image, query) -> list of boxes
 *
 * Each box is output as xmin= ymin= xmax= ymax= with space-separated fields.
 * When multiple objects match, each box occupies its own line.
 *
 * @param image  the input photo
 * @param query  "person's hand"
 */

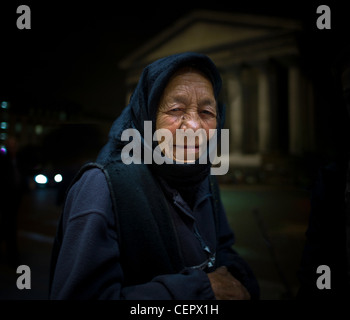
xmin=207 ymin=266 xmax=251 ymax=300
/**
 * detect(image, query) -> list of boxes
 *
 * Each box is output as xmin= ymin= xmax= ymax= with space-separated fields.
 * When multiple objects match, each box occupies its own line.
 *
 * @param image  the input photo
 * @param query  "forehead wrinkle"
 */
xmin=158 ymin=69 xmax=215 ymax=111
xmin=172 ymin=94 xmax=190 ymax=105
xmin=198 ymin=97 xmax=216 ymax=108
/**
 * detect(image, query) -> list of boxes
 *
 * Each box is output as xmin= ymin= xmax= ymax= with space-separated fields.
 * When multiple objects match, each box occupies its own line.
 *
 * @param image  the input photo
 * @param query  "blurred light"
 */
xmin=35 ymin=125 xmax=43 ymax=135
xmin=0 ymin=133 xmax=7 ymax=140
xmin=1 ymin=122 xmax=8 ymax=130
xmin=1 ymin=101 xmax=8 ymax=109
xmin=0 ymin=146 xmax=7 ymax=155
xmin=34 ymin=174 xmax=48 ymax=184
xmin=54 ymin=174 xmax=63 ymax=183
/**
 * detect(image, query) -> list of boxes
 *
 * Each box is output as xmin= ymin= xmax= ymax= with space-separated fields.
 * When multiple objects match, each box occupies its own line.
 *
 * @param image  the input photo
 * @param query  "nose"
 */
xmin=180 ymin=112 xmax=201 ymax=131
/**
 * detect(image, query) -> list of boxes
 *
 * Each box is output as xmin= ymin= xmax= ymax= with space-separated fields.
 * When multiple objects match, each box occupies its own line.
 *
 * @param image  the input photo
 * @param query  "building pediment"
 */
xmin=139 ymin=22 xmax=271 ymax=64
xmin=119 ymin=10 xmax=302 ymax=72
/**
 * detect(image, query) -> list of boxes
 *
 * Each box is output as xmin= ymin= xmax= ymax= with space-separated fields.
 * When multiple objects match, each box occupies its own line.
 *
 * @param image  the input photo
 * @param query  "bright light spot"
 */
xmin=0 ymin=122 xmax=8 ymax=130
xmin=54 ymin=174 xmax=63 ymax=183
xmin=34 ymin=174 xmax=48 ymax=184
xmin=35 ymin=125 xmax=43 ymax=135
xmin=0 ymin=146 xmax=7 ymax=155
xmin=1 ymin=101 xmax=8 ymax=109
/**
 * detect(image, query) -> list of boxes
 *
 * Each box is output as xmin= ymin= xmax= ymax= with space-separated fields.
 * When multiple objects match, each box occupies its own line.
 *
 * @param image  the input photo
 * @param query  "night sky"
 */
xmin=0 ymin=1 xmax=349 ymax=122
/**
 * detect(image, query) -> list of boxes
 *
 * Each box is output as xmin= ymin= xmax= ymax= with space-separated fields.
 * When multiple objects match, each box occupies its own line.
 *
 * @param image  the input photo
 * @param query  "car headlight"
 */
xmin=34 ymin=174 xmax=48 ymax=184
xmin=54 ymin=174 xmax=63 ymax=183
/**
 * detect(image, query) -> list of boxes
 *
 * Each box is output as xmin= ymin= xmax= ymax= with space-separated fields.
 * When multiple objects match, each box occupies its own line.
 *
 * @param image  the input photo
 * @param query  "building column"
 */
xmin=288 ymin=65 xmax=302 ymax=155
xmin=257 ymin=66 xmax=271 ymax=153
xmin=226 ymin=69 xmax=243 ymax=154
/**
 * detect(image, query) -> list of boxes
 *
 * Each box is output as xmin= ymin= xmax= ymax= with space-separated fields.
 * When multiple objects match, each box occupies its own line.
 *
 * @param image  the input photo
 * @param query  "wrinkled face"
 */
xmin=156 ymin=68 xmax=217 ymax=163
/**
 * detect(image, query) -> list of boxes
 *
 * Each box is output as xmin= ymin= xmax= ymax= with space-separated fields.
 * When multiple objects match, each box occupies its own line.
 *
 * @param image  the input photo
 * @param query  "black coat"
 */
xmin=49 ymin=166 xmax=259 ymax=299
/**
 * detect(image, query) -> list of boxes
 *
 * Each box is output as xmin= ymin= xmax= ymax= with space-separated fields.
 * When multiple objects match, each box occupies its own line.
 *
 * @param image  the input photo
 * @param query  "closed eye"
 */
xmin=200 ymin=109 xmax=216 ymax=118
xmin=201 ymin=110 xmax=215 ymax=115
xmin=168 ymin=108 xmax=183 ymax=112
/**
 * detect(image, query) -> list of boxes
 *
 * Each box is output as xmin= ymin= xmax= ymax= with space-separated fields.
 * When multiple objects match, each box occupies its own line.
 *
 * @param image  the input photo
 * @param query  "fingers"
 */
xmin=208 ymin=266 xmax=251 ymax=300
xmin=230 ymin=279 xmax=251 ymax=300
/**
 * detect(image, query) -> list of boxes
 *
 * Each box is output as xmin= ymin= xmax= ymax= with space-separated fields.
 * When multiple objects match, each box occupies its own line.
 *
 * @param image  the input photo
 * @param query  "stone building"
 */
xmin=119 ymin=10 xmax=314 ymax=183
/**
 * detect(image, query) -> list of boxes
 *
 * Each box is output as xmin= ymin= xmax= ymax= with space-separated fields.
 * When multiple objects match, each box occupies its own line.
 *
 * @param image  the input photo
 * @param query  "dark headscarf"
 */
xmin=97 ymin=52 xmax=225 ymax=189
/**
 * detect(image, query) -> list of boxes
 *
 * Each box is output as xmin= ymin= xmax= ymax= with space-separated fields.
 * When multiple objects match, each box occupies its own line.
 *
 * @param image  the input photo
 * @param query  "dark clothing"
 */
xmin=49 ymin=167 xmax=259 ymax=299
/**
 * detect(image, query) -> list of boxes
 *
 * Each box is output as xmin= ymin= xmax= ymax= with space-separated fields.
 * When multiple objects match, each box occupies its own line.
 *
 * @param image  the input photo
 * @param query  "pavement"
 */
xmin=219 ymin=183 xmax=310 ymax=299
xmin=0 ymin=182 xmax=311 ymax=300
xmin=0 ymin=187 xmax=60 ymax=300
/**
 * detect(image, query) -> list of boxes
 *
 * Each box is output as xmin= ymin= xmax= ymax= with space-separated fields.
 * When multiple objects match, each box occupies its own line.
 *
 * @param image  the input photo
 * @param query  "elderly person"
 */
xmin=49 ymin=52 xmax=259 ymax=300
